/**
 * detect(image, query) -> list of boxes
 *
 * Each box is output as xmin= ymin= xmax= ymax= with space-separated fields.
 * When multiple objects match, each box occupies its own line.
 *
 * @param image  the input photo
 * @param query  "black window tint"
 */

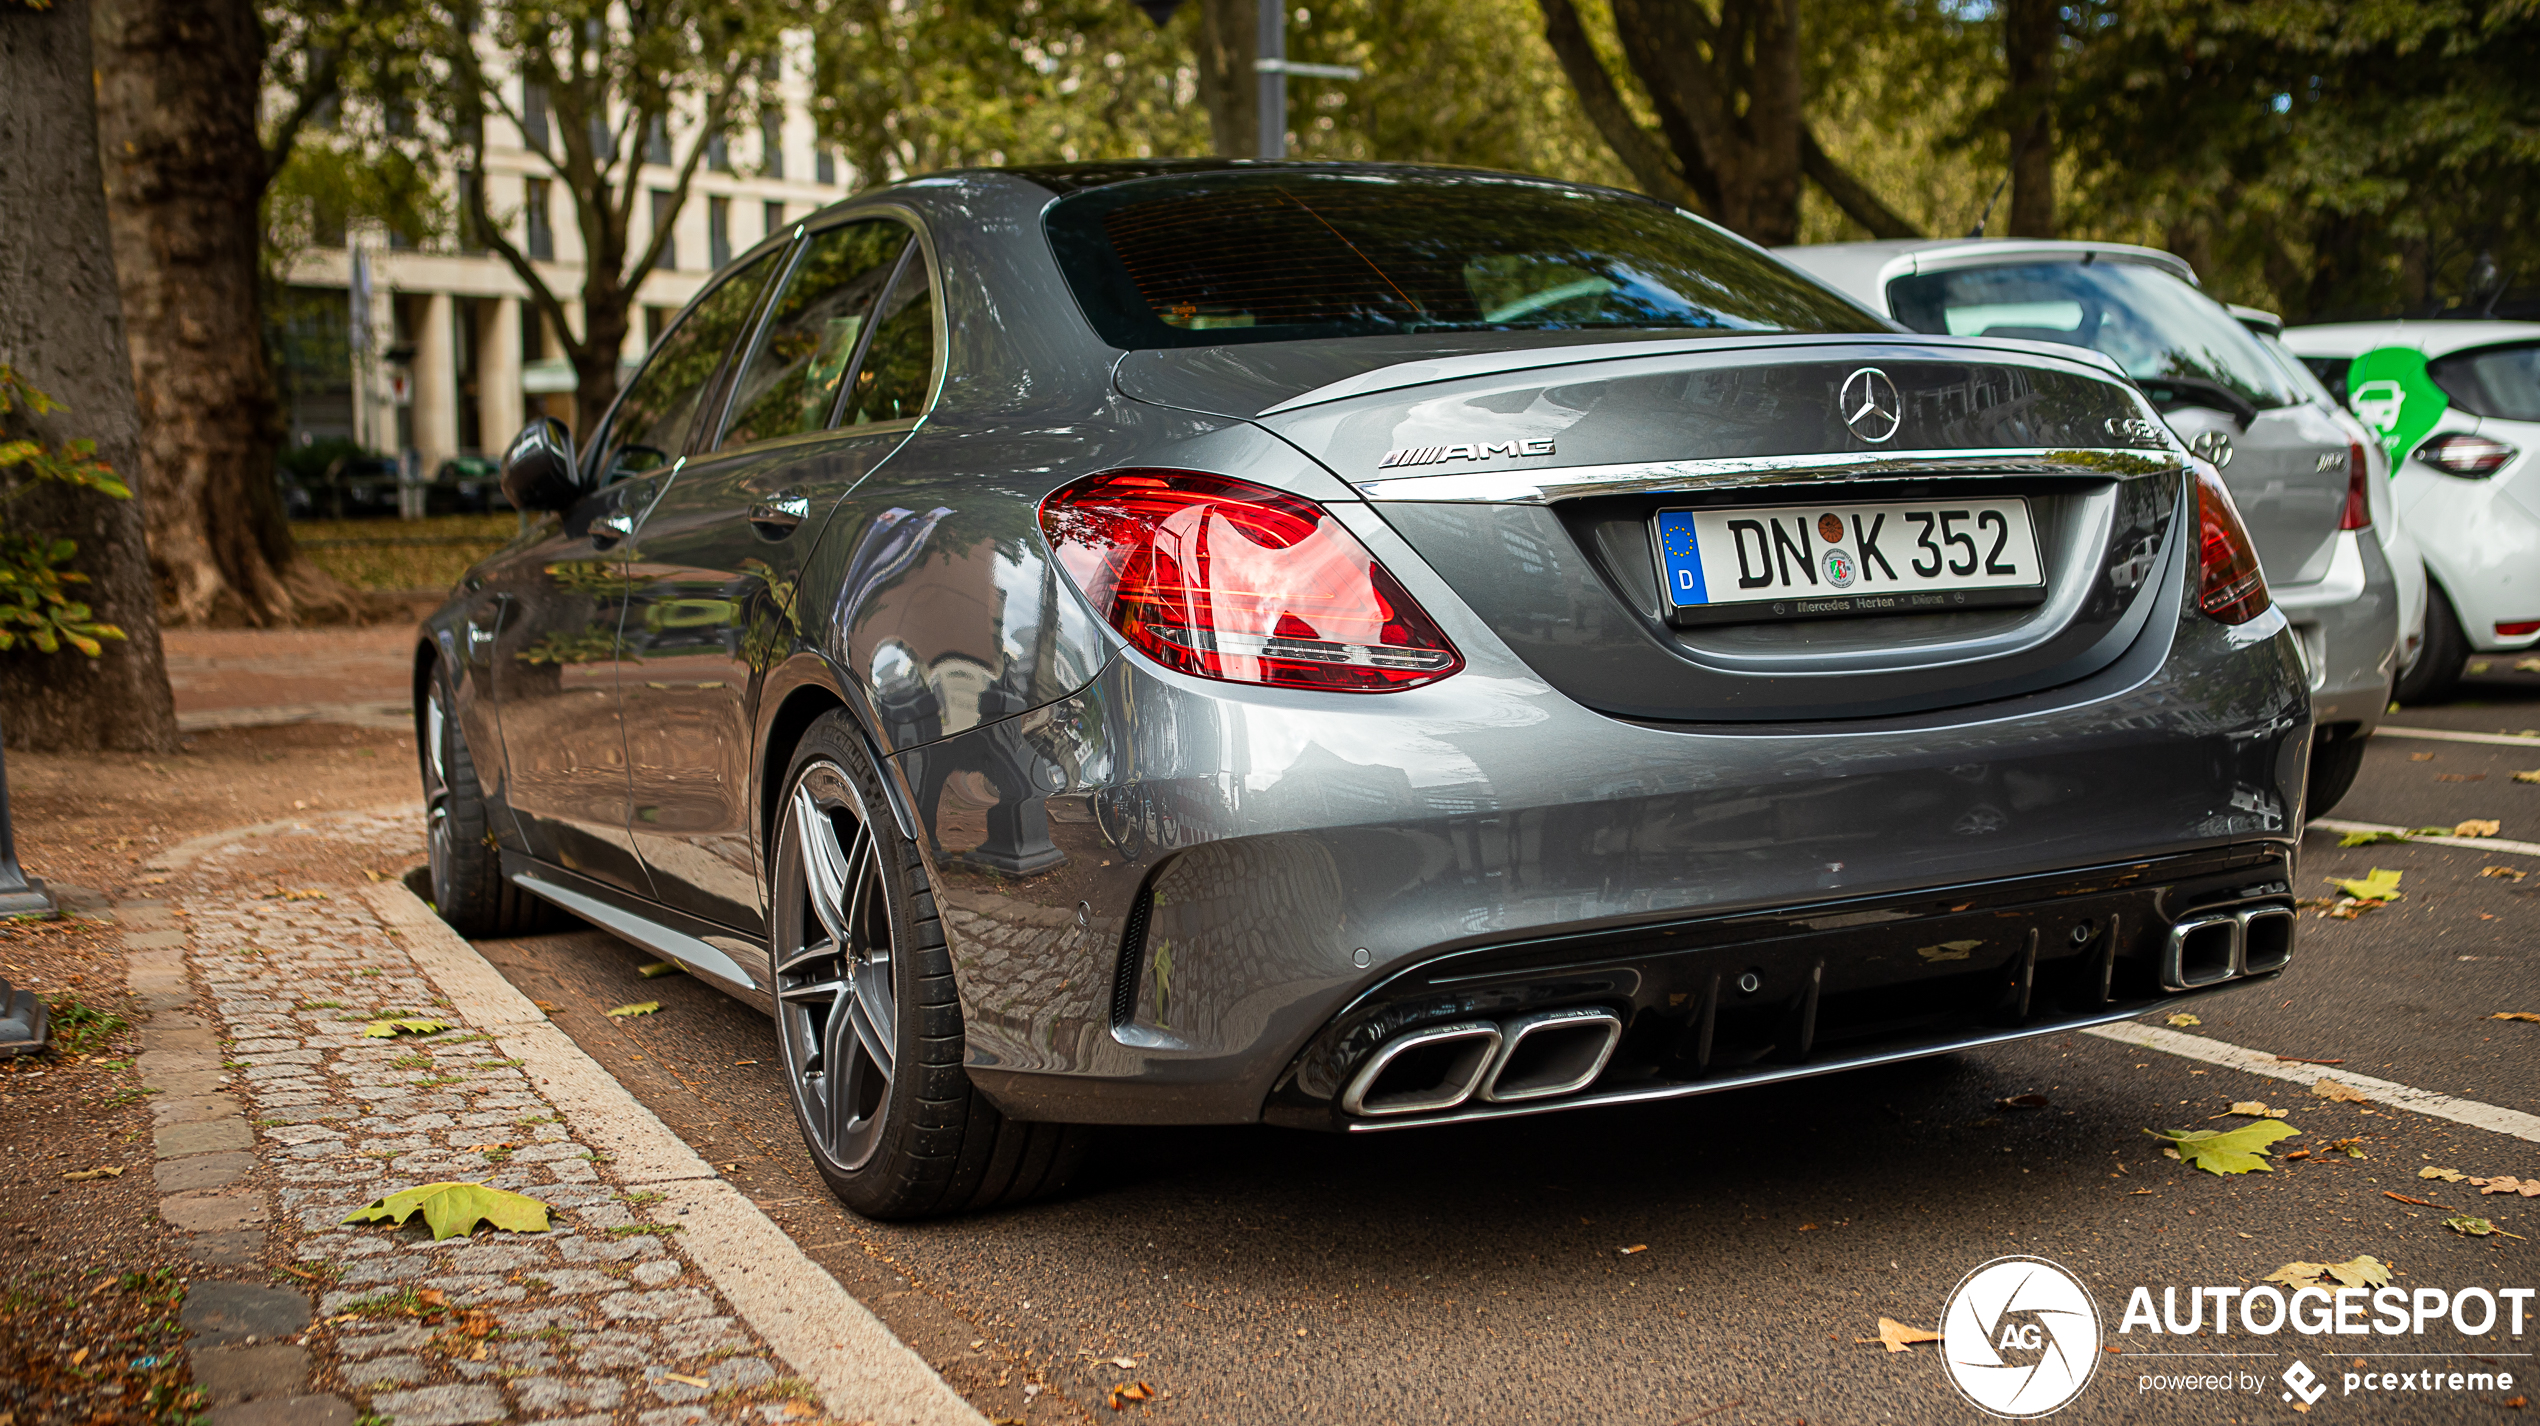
xmin=590 ymin=250 xmax=779 ymax=481
xmin=842 ymin=251 xmax=933 ymax=426
xmin=718 ymin=221 xmax=911 ymax=449
xmin=1886 ymin=261 xmax=2297 ymax=410
xmin=1044 ymin=171 xmax=1878 ymax=350
xmin=2430 ymin=343 xmax=2540 ymax=421
xmin=2301 ymin=356 xmax=2351 ymax=406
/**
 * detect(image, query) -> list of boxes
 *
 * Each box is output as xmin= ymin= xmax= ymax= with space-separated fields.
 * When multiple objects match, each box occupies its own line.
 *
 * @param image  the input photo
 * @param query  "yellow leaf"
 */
xmin=1859 ymin=1318 xmax=1942 ymax=1353
xmin=2490 ymin=1012 xmax=2540 ymax=1023
xmin=2265 ymin=1255 xmax=2389 ymax=1289
xmin=2333 ymin=869 xmax=2404 ymax=902
xmin=61 ymin=1166 xmax=125 ymax=1181
xmin=363 ymin=1018 xmax=449 ymax=1039
xmin=605 ymin=1002 xmax=660 ymax=1018
xmin=2166 ymin=1013 xmax=2202 ymax=1027
xmin=2420 ymin=1166 xmax=2466 ymax=1182
xmin=2312 ymin=1079 xmax=2370 ymax=1103
xmin=2454 ymin=819 xmax=2502 ymax=838
xmin=2512 ymin=770 xmax=2540 ymax=785
xmin=2148 ymin=1120 xmax=2301 ymax=1174
xmin=2480 ymin=866 xmax=2528 ymax=880
xmin=2230 ymin=1102 xmax=2288 ymax=1118
xmin=637 ymin=961 xmax=685 ymax=979
xmin=344 ymin=1181 xmax=551 ymax=1240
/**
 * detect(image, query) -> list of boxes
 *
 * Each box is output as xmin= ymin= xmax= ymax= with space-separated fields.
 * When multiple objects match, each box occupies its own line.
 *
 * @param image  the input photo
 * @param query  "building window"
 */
xmin=708 ymin=196 xmax=731 ymax=269
xmin=764 ymin=201 xmax=785 ymax=241
xmin=816 ymin=148 xmax=838 ymax=186
xmin=525 ymin=178 xmax=554 ymax=261
xmin=706 ymin=129 xmax=729 ymax=173
xmin=522 ymin=82 xmax=550 ymax=151
xmin=644 ymin=305 xmax=672 ymax=350
xmin=520 ymin=298 xmax=544 ymax=362
xmin=651 ymin=188 xmax=677 ymax=270
xmin=646 ymin=114 xmax=671 ymax=166
xmin=760 ymin=109 xmax=784 ymax=179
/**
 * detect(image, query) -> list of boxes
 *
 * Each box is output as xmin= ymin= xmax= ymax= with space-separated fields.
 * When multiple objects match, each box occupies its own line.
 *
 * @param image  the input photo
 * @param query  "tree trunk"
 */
xmin=2004 ymin=0 xmax=2056 ymax=239
xmin=0 ymin=0 xmax=179 ymax=753
xmin=1194 ymin=0 xmax=1258 ymax=159
xmin=92 ymin=0 xmax=364 ymax=628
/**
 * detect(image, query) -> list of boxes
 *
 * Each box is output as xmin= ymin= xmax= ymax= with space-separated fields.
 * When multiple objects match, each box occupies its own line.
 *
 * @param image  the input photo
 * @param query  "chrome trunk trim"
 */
xmin=1354 ymin=448 xmax=2180 ymax=504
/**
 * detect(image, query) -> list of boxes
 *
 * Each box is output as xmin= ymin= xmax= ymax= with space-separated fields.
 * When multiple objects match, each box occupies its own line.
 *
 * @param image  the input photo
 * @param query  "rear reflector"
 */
xmin=2415 ymin=432 xmax=2516 ymax=478
xmin=2498 ymin=621 xmax=2540 ymax=638
xmin=1039 ymin=469 xmax=1463 ymax=692
xmin=2195 ymin=463 xmax=2271 ymax=625
xmin=2337 ymin=441 xmax=2372 ymax=530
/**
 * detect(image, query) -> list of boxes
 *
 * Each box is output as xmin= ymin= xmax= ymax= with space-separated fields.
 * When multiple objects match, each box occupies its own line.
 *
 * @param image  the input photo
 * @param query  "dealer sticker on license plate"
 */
xmin=1653 ymin=497 xmax=2046 ymax=626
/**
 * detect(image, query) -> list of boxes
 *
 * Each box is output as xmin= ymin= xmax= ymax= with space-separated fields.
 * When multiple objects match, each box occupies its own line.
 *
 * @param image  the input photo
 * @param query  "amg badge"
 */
xmin=1377 ymin=438 xmax=1555 ymax=470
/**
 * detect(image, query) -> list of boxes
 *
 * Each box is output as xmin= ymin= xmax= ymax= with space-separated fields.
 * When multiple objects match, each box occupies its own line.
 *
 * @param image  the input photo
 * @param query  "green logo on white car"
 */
xmin=2346 ymin=347 xmax=2450 ymax=464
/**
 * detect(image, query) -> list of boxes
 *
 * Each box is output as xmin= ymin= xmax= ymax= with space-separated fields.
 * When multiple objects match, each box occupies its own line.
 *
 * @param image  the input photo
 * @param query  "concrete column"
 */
xmin=481 ymin=297 xmax=524 ymax=446
xmin=411 ymin=290 xmax=458 ymax=480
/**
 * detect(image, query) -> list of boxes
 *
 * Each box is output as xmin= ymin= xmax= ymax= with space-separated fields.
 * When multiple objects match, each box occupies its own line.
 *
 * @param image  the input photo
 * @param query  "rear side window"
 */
xmin=717 ymin=220 xmax=912 ymax=449
xmin=1044 ymin=171 xmax=1879 ymax=349
xmin=2300 ymin=355 xmax=2351 ymax=405
xmin=1886 ymin=261 xmax=2298 ymax=410
xmin=2430 ymin=343 xmax=2540 ymax=421
xmin=591 ymin=250 xmax=780 ymax=480
xmin=841 ymin=253 xmax=935 ymax=425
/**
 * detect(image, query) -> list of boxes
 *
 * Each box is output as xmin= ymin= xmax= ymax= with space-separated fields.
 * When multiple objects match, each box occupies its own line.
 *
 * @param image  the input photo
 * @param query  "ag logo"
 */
xmin=1940 ymin=1256 xmax=2101 ymax=1418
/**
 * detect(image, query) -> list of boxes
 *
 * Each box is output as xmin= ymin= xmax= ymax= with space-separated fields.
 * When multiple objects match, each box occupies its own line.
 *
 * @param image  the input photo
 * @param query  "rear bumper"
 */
xmin=2271 ymin=529 xmax=2399 ymax=730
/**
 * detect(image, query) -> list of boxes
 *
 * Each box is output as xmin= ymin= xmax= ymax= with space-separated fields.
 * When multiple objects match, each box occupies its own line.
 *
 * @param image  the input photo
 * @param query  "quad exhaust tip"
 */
xmin=2161 ymin=904 xmax=2295 ymax=992
xmin=1342 ymin=1007 xmax=1624 ymax=1118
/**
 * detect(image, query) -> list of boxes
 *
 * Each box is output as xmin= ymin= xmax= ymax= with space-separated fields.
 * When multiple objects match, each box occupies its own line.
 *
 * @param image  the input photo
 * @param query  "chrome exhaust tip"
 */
xmin=2161 ymin=913 xmax=2240 ymax=991
xmin=2236 ymin=905 xmax=2295 ymax=975
xmin=1341 ymin=1022 xmax=1502 ymax=1117
xmin=1480 ymin=1008 xmax=1623 ymax=1103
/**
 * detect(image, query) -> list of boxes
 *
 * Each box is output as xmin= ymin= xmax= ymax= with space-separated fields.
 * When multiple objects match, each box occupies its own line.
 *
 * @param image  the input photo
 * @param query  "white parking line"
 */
xmin=2081 ymin=1022 xmax=2540 ymax=1145
xmin=2309 ymin=818 xmax=2540 ymax=858
xmin=2374 ymin=725 xmax=2540 ymax=749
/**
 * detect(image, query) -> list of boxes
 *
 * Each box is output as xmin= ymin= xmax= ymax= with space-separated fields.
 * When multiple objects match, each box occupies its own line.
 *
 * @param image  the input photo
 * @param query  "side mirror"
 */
xmin=500 ymin=416 xmax=582 ymax=512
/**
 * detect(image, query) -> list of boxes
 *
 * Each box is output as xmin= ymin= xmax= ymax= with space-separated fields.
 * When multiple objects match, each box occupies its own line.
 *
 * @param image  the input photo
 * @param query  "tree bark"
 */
xmin=92 ymin=0 xmax=364 ymax=628
xmin=1194 ymin=0 xmax=1258 ymax=159
xmin=2004 ymin=0 xmax=2056 ymax=239
xmin=0 ymin=0 xmax=179 ymax=753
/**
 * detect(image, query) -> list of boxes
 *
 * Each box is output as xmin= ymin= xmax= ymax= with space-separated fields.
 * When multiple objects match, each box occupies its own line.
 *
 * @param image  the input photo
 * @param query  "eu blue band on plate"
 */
xmin=1656 ymin=510 xmax=1707 ymax=606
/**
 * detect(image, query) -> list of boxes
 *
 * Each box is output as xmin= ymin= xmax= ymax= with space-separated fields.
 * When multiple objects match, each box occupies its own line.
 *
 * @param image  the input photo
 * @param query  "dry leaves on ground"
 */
xmin=605 ymin=1002 xmax=660 ymax=1018
xmin=2481 ymin=866 xmax=2528 ymax=881
xmin=636 ymin=961 xmax=685 ymax=979
xmin=2491 ymin=1012 xmax=2540 ymax=1023
xmin=2455 ymin=819 xmax=2504 ymax=838
xmin=1860 ymin=1318 xmax=1943 ymax=1353
xmin=362 ymin=1017 xmax=449 ymax=1038
xmin=2227 ymin=1102 xmax=2289 ymax=1119
xmin=2322 ymin=1137 xmax=2368 ymax=1159
xmin=2165 ymin=1013 xmax=2202 ymax=1027
xmin=2265 ymin=1255 xmax=2390 ymax=1289
xmin=60 ymin=1166 xmax=124 ymax=1181
xmin=2422 ymin=1167 xmax=2467 ymax=1182
xmin=2512 ymin=770 xmax=2540 ymax=785
xmin=2150 ymin=1120 xmax=2300 ymax=1174
xmin=1107 ymin=1381 xmax=1154 ymax=1410
xmin=345 ymin=1181 xmax=552 ymax=1241
xmin=2312 ymin=1079 xmax=2371 ymax=1103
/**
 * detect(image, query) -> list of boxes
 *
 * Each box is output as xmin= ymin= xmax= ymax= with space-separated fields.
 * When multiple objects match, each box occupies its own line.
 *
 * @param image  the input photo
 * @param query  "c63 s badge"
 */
xmin=1377 ymin=438 xmax=1555 ymax=470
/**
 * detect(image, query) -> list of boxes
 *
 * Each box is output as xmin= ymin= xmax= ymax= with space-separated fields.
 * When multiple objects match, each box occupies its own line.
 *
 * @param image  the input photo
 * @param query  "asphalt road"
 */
xmin=470 ymin=664 xmax=2540 ymax=1426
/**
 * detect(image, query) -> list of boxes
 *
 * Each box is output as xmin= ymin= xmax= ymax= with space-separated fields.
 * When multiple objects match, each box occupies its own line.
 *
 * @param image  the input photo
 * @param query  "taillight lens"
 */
xmin=2337 ymin=441 xmax=2372 ymax=530
xmin=2415 ymin=432 xmax=2517 ymax=478
xmin=2195 ymin=464 xmax=2271 ymax=625
xmin=1038 ymin=469 xmax=1463 ymax=692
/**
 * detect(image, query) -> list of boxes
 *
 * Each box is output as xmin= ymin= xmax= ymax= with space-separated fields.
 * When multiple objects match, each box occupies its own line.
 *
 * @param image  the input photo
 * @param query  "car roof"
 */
xmin=2281 ymin=319 xmax=2540 ymax=360
xmin=1774 ymin=238 xmax=2197 ymax=304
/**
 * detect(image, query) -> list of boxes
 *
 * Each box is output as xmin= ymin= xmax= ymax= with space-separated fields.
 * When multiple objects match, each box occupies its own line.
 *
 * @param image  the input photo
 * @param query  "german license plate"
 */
xmin=1653 ymin=497 xmax=2046 ymax=626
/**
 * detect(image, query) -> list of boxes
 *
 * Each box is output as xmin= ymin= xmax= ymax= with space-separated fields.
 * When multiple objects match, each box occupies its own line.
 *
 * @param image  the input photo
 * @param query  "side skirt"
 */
xmin=503 ymin=853 xmax=774 ymax=1014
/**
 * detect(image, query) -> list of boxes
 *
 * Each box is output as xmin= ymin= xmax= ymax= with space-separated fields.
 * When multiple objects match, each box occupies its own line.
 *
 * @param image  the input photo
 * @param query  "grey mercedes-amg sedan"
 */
xmin=417 ymin=162 xmax=2310 ymax=1220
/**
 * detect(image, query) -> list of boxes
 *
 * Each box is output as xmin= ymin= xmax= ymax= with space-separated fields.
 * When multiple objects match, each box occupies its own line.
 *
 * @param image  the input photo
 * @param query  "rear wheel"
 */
xmin=419 ymin=662 xmax=560 ymax=937
xmin=770 ymin=712 xmax=1091 ymax=1219
xmin=2392 ymin=588 xmax=2467 ymax=706
xmin=2304 ymin=724 xmax=2369 ymax=818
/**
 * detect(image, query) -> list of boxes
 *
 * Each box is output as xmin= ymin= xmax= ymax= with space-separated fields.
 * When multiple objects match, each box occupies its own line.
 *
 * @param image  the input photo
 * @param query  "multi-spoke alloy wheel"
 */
xmin=774 ymin=766 xmax=897 ymax=1172
xmin=415 ymin=662 xmax=553 ymax=938
xmin=768 ymin=712 xmax=1094 ymax=1219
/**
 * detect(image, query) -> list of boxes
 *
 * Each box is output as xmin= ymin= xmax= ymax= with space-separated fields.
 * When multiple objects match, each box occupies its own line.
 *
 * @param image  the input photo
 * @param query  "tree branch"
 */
xmin=1535 ymin=0 xmax=1699 ymax=210
xmin=1801 ymin=127 xmax=1925 ymax=239
xmin=462 ymin=128 xmax=578 ymax=366
xmin=626 ymin=79 xmax=734 ymax=287
xmin=263 ymin=44 xmax=345 ymax=183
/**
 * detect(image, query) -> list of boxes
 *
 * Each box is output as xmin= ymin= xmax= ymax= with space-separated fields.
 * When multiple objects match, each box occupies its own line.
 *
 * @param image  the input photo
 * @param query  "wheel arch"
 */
xmin=755 ymin=652 xmax=921 ymax=868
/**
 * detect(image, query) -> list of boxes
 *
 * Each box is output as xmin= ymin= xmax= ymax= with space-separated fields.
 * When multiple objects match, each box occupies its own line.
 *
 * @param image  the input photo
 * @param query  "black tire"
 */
xmin=2304 ymin=725 xmax=2370 ymax=818
xmin=419 ymin=661 xmax=561 ymax=938
xmin=770 ymin=711 xmax=1091 ymax=1220
xmin=2392 ymin=587 xmax=2468 ymax=706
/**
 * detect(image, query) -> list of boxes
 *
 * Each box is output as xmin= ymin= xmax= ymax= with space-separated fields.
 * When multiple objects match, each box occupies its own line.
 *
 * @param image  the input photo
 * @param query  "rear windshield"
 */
xmin=1043 ymin=170 xmax=1881 ymax=350
xmin=2431 ymin=343 xmax=2540 ymax=421
xmin=1886 ymin=261 xmax=2299 ymax=410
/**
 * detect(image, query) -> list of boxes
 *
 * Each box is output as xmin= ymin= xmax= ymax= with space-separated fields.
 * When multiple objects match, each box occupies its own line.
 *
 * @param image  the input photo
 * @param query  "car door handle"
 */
xmin=463 ymin=594 xmax=512 ymax=662
xmin=590 ymin=512 xmax=636 ymax=549
xmin=749 ymin=494 xmax=812 ymax=538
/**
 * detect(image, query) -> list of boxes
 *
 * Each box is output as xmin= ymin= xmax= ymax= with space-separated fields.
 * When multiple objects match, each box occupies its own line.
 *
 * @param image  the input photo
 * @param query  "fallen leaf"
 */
xmin=1107 ymin=1381 xmax=1154 ymax=1410
xmin=416 ymin=1289 xmax=448 ymax=1310
xmin=344 ymin=1181 xmax=552 ymax=1241
xmin=2148 ymin=1120 xmax=2301 ymax=1175
xmin=69 ymin=1347 xmax=88 ymax=1367
xmin=2338 ymin=830 xmax=2413 ymax=847
xmin=363 ymin=1018 xmax=450 ymax=1039
xmin=637 ymin=961 xmax=685 ymax=979
xmin=2504 ymin=1393 xmax=2526 ymax=1408
xmin=2411 ymin=752 xmax=2437 ymax=762
xmin=2229 ymin=1102 xmax=2289 ymax=1119
xmin=1861 ymin=1318 xmax=1943 ymax=1353
xmin=2513 ymin=771 xmax=2540 ymax=786
xmin=2165 ymin=1013 xmax=2202 ymax=1027
xmin=605 ymin=1002 xmax=660 ymax=1018
xmin=2455 ymin=819 xmax=2503 ymax=838
xmin=1998 ymin=1093 xmax=2050 ymax=1110
xmin=2476 ymin=1176 xmax=2540 ymax=1197
xmin=2312 ymin=1079 xmax=2371 ymax=1104
xmin=61 ymin=1167 xmax=125 ymax=1181
xmin=2265 ymin=1255 xmax=2390 ymax=1289
xmin=2385 ymin=1191 xmax=2436 ymax=1206
xmin=2490 ymin=1012 xmax=2540 ymax=1023
xmin=2420 ymin=1167 xmax=2467 ymax=1182
xmin=2323 ymin=1137 xmax=2368 ymax=1159
xmin=2446 ymin=1216 xmax=2496 ymax=1237
xmin=2481 ymin=866 xmax=2528 ymax=881
xmin=2332 ymin=869 xmax=2404 ymax=902
xmin=1620 ymin=1244 xmax=1648 ymax=1254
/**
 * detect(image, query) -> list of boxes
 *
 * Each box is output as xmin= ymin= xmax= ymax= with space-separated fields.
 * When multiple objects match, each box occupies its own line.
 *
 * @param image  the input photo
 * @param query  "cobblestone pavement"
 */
xmin=133 ymin=811 xmax=848 ymax=1426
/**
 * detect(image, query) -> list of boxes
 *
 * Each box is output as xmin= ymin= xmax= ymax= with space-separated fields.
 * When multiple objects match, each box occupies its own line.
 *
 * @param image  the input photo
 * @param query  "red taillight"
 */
xmin=2498 ymin=620 xmax=2540 ymax=638
xmin=1038 ymin=469 xmax=1463 ymax=692
xmin=2415 ymin=432 xmax=2517 ymax=478
xmin=2195 ymin=463 xmax=2271 ymax=625
xmin=2337 ymin=441 xmax=2372 ymax=531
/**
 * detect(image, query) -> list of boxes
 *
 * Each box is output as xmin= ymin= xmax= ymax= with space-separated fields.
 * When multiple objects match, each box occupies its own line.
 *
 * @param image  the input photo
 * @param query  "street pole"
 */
xmin=1249 ymin=3 xmax=1361 ymax=159
xmin=0 ymin=714 xmax=56 ymax=917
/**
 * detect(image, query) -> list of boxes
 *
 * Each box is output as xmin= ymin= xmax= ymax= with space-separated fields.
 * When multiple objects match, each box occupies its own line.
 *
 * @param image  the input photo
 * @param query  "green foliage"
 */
xmin=47 ymin=999 xmax=130 ymax=1056
xmin=345 ymin=1181 xmax=552 ymax=1240
xmin=0 ymin=367 xmax=131 ymax=658
xmin=2148 ymin=1118 xmax=2301 ymax=1175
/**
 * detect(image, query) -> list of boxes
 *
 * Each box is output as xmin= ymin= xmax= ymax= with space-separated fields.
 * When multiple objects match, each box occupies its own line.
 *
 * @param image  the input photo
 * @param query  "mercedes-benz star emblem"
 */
xmin=1839 ymin=367 xmax=1903 ymax=444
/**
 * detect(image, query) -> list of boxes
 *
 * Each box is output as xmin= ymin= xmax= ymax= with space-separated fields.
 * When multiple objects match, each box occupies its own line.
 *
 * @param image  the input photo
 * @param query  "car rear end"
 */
xmin=963 ymin=169 xmax=2311 ymax=1131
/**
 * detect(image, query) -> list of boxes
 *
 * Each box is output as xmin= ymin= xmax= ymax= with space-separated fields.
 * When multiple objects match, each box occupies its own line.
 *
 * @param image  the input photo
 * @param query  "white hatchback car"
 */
xmin=2283 ymin=321 xmax=2540 ymax=701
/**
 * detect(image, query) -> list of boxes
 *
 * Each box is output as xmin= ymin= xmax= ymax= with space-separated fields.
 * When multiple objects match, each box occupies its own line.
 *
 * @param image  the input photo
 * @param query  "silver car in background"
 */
xmin=1781 ymin=240 xmax=2401 ymax=812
